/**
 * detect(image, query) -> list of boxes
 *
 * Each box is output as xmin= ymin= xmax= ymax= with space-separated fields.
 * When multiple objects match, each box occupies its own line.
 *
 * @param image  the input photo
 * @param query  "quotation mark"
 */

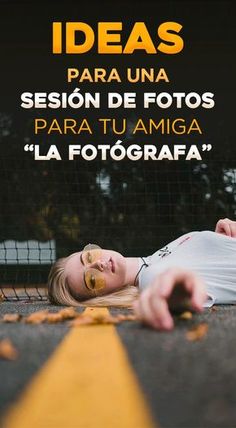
xmin=202 ymin=144 xmax=212 ymax=152
xmin=24 ymin=144 xmax=34 ymax=152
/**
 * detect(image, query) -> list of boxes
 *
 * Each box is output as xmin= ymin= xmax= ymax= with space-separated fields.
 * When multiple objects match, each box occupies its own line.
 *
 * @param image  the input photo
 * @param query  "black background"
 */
xmin=0 ymin=1 xmax=235 ymax=272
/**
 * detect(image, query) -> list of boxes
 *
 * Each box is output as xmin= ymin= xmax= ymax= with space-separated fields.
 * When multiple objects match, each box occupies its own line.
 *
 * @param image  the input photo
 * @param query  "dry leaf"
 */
xmin=3 ymin=314 xmax=22 ymax=323
xmin=0 ymin=306 xmax=138 ymax=327
xmin=210 ymin=306 xmax=218 ymax=312
xmin=70 ymin=312 xmax=138 ymax=327
xmin=91 ymin=313 xmax=120 ymax=324
xmin=103 ymin=314 xmax=122 ymax=324
xmin=46 ymin=313 xmax=64 ymax=323
xmin=58 ymin=307 xmax=78 ymax=320
xmin=25 ymin=310 xmax=49 ymax=324
xmin=70 ymin=315 xmax=96 ymax=326
xmin=5 ymin=308 xmax=78 ymax=325
xmin=70 ymin=313 xmax=119 ymax=326
xmin=179 ymin=311 xmax=192 ymax=320
xmin=186 ymin=323 xmax=208 ymax=341
xmin=0 ymin=339 xmax=18 ymax=360
xmin=0 ymin=292 xmax=4 ymax=302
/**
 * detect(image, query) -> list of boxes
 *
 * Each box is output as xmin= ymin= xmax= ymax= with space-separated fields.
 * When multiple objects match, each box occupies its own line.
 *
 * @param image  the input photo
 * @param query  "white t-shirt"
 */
xmin=138 ymin=231 xmax=236 ymax=307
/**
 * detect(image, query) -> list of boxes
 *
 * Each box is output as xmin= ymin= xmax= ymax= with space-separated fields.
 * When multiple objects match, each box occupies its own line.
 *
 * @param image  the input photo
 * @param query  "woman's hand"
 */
xmin=132 ymin=268 xmax=206 ymax=331
xmin=215 ymin=218 xmax=236 ymax=237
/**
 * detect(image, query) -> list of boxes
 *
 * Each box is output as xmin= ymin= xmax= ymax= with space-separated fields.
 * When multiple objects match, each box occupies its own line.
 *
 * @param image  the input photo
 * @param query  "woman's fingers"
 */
xmin=216 ymin=219 xmax=231 ymax=236
xmin=159 ymin=268 xmax=206 ymax=312
xmin=158 ymin=268 xmax=195 ymax=298
xmin=188 ymin=274 xmax=207 ymax=311
xmin=132 ymin=287 xmax=174 ymax=330
xmin=150 ymin=294 xmax=174 ymax=330
xmin=132 ymin=268 xmax=206 ymax=331
xmin=133 ymin=289 xmax=158 ymax=329
xmin=229 ymin=223 xmax=236 ymax=237
xmin=215 ymin=218 xmax=236 ymax=237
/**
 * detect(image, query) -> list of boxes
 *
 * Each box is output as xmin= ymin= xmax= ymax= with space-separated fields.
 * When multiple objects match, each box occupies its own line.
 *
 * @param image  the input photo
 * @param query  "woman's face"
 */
xmin=64 ymin=247 xmax=127 ymax=299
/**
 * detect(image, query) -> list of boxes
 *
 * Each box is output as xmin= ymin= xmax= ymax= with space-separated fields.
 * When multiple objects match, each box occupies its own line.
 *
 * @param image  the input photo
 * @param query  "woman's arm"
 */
xmin=132 ymin=268 xmax=206 ymax=331
xmin=215 ymin=218 xmax=236 ymax=237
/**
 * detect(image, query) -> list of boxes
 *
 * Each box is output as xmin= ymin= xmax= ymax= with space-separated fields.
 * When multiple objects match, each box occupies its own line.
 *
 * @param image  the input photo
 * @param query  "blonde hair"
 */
xmin=47 ymin=256 xmax=139 ymax=308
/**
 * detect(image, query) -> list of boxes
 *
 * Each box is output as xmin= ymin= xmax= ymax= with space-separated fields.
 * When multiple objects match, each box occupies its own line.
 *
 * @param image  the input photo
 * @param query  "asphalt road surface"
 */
xmin=1 ymin=301 xmax=236 ymax=428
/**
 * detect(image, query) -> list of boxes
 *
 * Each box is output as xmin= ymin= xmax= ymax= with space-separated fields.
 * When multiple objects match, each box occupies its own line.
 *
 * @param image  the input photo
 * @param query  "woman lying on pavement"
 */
xmin=48 ymin=218 xmax=236 ymax=331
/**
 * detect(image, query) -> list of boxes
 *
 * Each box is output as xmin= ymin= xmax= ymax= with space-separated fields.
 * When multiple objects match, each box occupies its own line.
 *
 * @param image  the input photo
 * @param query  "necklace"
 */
xmin=134 ymin=257 xmax=148 ymax=287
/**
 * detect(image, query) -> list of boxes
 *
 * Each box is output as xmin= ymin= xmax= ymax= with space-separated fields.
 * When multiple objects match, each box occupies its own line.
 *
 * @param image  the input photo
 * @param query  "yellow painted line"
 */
xmin=3 ymin=307 xmax=157 ymax=428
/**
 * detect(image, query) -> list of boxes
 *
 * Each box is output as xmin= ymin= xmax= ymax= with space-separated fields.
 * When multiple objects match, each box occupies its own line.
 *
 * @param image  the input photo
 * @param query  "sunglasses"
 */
xmin=80 ymin=244 xmax=106 ymax=293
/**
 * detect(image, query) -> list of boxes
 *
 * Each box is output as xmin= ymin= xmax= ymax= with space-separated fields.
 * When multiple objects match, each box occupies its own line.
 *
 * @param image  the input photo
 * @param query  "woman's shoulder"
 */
xmin=198 ymin=230 xmax=236 ymax=243
xmin=187 ymin=230 xmax=236 ymax=254
xmin=149 ymin=230 xmax=236 ymax=260
xmin=162 ymin=230 xmax=234 ymax=252
xmin=167 ymin=230 xmax=200 ymax=247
